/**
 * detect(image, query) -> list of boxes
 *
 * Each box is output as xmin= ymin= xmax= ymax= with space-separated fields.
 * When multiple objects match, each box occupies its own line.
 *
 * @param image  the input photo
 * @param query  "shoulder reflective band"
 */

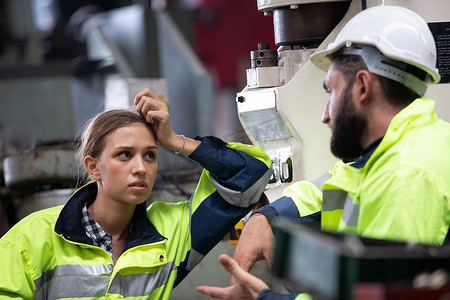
xmin=322 ymin=190 xmax=360 ymax=227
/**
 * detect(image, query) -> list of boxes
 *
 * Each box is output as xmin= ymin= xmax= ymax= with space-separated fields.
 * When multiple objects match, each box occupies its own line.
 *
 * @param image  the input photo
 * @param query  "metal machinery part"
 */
xmin=2 ymin=139 xmax=78 ymax=221
xmin=237 ymin=0 xmax=450 ymax=198
xmin=251 ymin=43 xmax=278 ymax=68
xmin=3 ymin=139 xmax=78 ymax=191
xmin=257 ymin=0 xmax=352 ymax=47
xmin=257 ymin=0 xmax=352 ymax=11
xmin=272 ymin=2 xmax=351 ymax=47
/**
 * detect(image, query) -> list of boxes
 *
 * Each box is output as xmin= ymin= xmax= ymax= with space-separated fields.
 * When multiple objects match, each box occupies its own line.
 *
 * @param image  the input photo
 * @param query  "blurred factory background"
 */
xmin=0 ymin=0 xmax=275 ymax=231
xmin=0 ymin=0 xmax=274 ymax=298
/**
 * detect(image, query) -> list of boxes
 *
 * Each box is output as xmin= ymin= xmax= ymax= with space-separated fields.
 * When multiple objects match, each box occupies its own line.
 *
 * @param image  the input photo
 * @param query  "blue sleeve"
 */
xmin=258 ymin=289 xmax=298 ymax=300
xmin=256 ymin=196 xmax=321 ymax=227
xmin=174 ymin=136 xmax=271 ymax=286
xmin=188 ymin=136 xmax=269 ymax=191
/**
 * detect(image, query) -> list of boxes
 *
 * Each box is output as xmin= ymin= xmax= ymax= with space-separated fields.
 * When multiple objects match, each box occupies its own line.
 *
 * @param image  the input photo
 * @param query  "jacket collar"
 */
xmin=355 ymin=97 xmax=436 ymax=170
xmin=351 ymin=138 xmax=382 ymax=169
xmin=55 ymin=182 xmax=166 ymax=248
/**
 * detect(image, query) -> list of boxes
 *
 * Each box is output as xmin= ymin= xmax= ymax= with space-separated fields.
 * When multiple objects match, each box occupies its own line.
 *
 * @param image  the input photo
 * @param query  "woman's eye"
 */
xmin=145 ymin=152 xmax=156 ymax=160
xmin=118 ymin=151 xmax=131 ymax=159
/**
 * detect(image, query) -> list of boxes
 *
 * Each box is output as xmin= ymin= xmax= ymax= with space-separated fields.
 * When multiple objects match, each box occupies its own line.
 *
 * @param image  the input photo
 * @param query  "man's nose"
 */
xmin=322 ymin=100 xmax=331 ymax=124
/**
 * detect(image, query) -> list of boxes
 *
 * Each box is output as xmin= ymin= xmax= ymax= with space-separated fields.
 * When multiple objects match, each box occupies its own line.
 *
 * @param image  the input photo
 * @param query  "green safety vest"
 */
xmin=285 ymin=97 xmax=450 ymax=245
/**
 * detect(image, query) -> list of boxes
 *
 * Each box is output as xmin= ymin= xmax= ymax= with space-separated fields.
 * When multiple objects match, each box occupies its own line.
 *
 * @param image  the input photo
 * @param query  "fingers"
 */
xmin=196 ymin=255 xmax=235 ymax=299
xmin=134 ymin=88 xmax=174 ymax=146
xmin=220 ymin=254 xmax=269 ymax=291
xmin=196 ymin=286 xmax=231 ymax=299
xmin=230 ymin=252 xmax=255 ymax=285
xmin=134 ymin=88 xmax=157 ymax=105
xmin=135 ymin=89 xmax=167 ymax=124
xmin=135 ymin=88 xmax=160 ymax=115
xmin=237 ymin=259 xmax=255 ymax=274
xmin=198 ymin=254 xmax=269 ymax=300
xmin=218 ymin=254 xmax=247 ymax=281
xmin=137 ymin=97 xmax=160 ymax=114
xmin=136 ymin=99 xmax=155 ymax=123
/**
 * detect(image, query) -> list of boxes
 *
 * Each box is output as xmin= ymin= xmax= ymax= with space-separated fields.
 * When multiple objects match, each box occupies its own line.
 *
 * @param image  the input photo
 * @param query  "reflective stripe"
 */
xmin=34 ymin=262 xmax=178 ymax=299
xmin=342 ymin=196 xmax=360 ymax=227
xmin=109 ymin=261 xmax=177 ymax=297
xmin=189 ymin=193 xmax=193 ymax=235
xmin=322 ymin=190 xmax=347 ymax=211
xmin=185 ymin=248 xmax=205 ymax=272
xmin=34 ymin=264 xmax=113 ymax=299
xmin=210 ymin=168 xmax=272 ymax=208
xmin=311 ymin=172 xmax=332 ymax=191
xmin=322 ymin=189 xmax=359 ymax=227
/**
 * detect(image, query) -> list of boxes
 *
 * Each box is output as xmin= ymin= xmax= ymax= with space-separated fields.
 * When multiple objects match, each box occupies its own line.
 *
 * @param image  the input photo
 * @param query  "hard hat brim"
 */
xmin=310 ymin=41 xmax=441 ymax=85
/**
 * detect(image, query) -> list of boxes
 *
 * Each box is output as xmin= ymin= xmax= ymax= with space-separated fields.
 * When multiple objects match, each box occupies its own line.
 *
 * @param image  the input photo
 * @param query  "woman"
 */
xmin=0 ymin=88 xmax=272 ymax=299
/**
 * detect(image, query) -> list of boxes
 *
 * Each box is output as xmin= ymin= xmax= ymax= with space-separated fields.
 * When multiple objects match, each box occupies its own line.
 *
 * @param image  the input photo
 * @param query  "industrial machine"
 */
xmin=237 ymin=0 xmax=450 ymax=197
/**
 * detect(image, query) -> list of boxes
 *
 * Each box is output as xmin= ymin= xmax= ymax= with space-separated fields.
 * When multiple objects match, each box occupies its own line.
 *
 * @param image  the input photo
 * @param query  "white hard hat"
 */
xmin=310 ymin=5 xmax=440 ymax=96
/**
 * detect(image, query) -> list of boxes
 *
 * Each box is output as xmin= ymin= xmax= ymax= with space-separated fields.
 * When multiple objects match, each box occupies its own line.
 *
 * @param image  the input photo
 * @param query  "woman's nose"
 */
xmin=132 ymin=157 xmax=146 ymax=175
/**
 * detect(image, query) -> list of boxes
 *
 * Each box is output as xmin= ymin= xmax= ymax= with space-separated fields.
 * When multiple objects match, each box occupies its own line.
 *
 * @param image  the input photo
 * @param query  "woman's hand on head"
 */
xmin=134 ymin=88 xmax=200 ymax=155
xmin=135 ymin=88 xmax=175 ymax=146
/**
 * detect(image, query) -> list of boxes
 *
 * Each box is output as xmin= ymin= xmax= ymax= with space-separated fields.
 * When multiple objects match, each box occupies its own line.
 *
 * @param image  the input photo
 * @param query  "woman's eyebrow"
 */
xmin=113 ymin=145 xmax=158 ymax=151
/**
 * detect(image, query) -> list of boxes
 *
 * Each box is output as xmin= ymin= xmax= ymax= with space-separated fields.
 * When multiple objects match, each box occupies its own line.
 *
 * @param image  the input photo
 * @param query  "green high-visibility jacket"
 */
xmin=260 ymin=97 xmax=450 ymax=246
xmin=0 ymin=136 xmax=272 ymax=299
xmin=256 ymin=98 xmax=450 ymax=300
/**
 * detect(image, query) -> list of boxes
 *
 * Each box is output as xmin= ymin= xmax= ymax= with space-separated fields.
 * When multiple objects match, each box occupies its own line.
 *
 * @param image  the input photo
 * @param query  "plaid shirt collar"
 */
xmin=81 ymin=203 xmax=114 ymax=261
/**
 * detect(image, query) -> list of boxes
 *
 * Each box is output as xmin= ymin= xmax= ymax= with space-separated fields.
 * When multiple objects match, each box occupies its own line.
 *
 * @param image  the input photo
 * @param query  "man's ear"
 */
xmin=355 ymin=70 xmax=373 ymax=104
xmin=84 ymin=155 xmax=101 ymax=181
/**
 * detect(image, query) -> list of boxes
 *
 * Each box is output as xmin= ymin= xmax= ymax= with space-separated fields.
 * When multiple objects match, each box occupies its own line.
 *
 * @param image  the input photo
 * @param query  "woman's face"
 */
xmin=93 ymin=123 xmax=158 ymax=207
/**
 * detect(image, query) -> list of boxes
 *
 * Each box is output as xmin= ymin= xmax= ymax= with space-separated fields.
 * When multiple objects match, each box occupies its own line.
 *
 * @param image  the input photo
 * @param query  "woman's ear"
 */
xmin=84 ymin=155 xmax=101 ymax=181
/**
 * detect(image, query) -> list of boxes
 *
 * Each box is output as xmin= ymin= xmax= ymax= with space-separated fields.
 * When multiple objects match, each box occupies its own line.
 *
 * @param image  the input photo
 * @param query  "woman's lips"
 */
xmin=129 ymin=181 xmax=147 ymax=192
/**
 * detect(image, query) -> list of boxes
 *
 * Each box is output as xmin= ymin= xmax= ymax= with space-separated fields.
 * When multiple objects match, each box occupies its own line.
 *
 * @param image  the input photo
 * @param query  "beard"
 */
xmin=330 ymin=84 xmax=367 ymax=162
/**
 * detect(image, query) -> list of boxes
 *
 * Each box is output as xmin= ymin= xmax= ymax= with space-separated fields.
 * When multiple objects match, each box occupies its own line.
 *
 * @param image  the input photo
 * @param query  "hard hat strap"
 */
xmin=340 ymin=43 xmax=427 ymax=97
